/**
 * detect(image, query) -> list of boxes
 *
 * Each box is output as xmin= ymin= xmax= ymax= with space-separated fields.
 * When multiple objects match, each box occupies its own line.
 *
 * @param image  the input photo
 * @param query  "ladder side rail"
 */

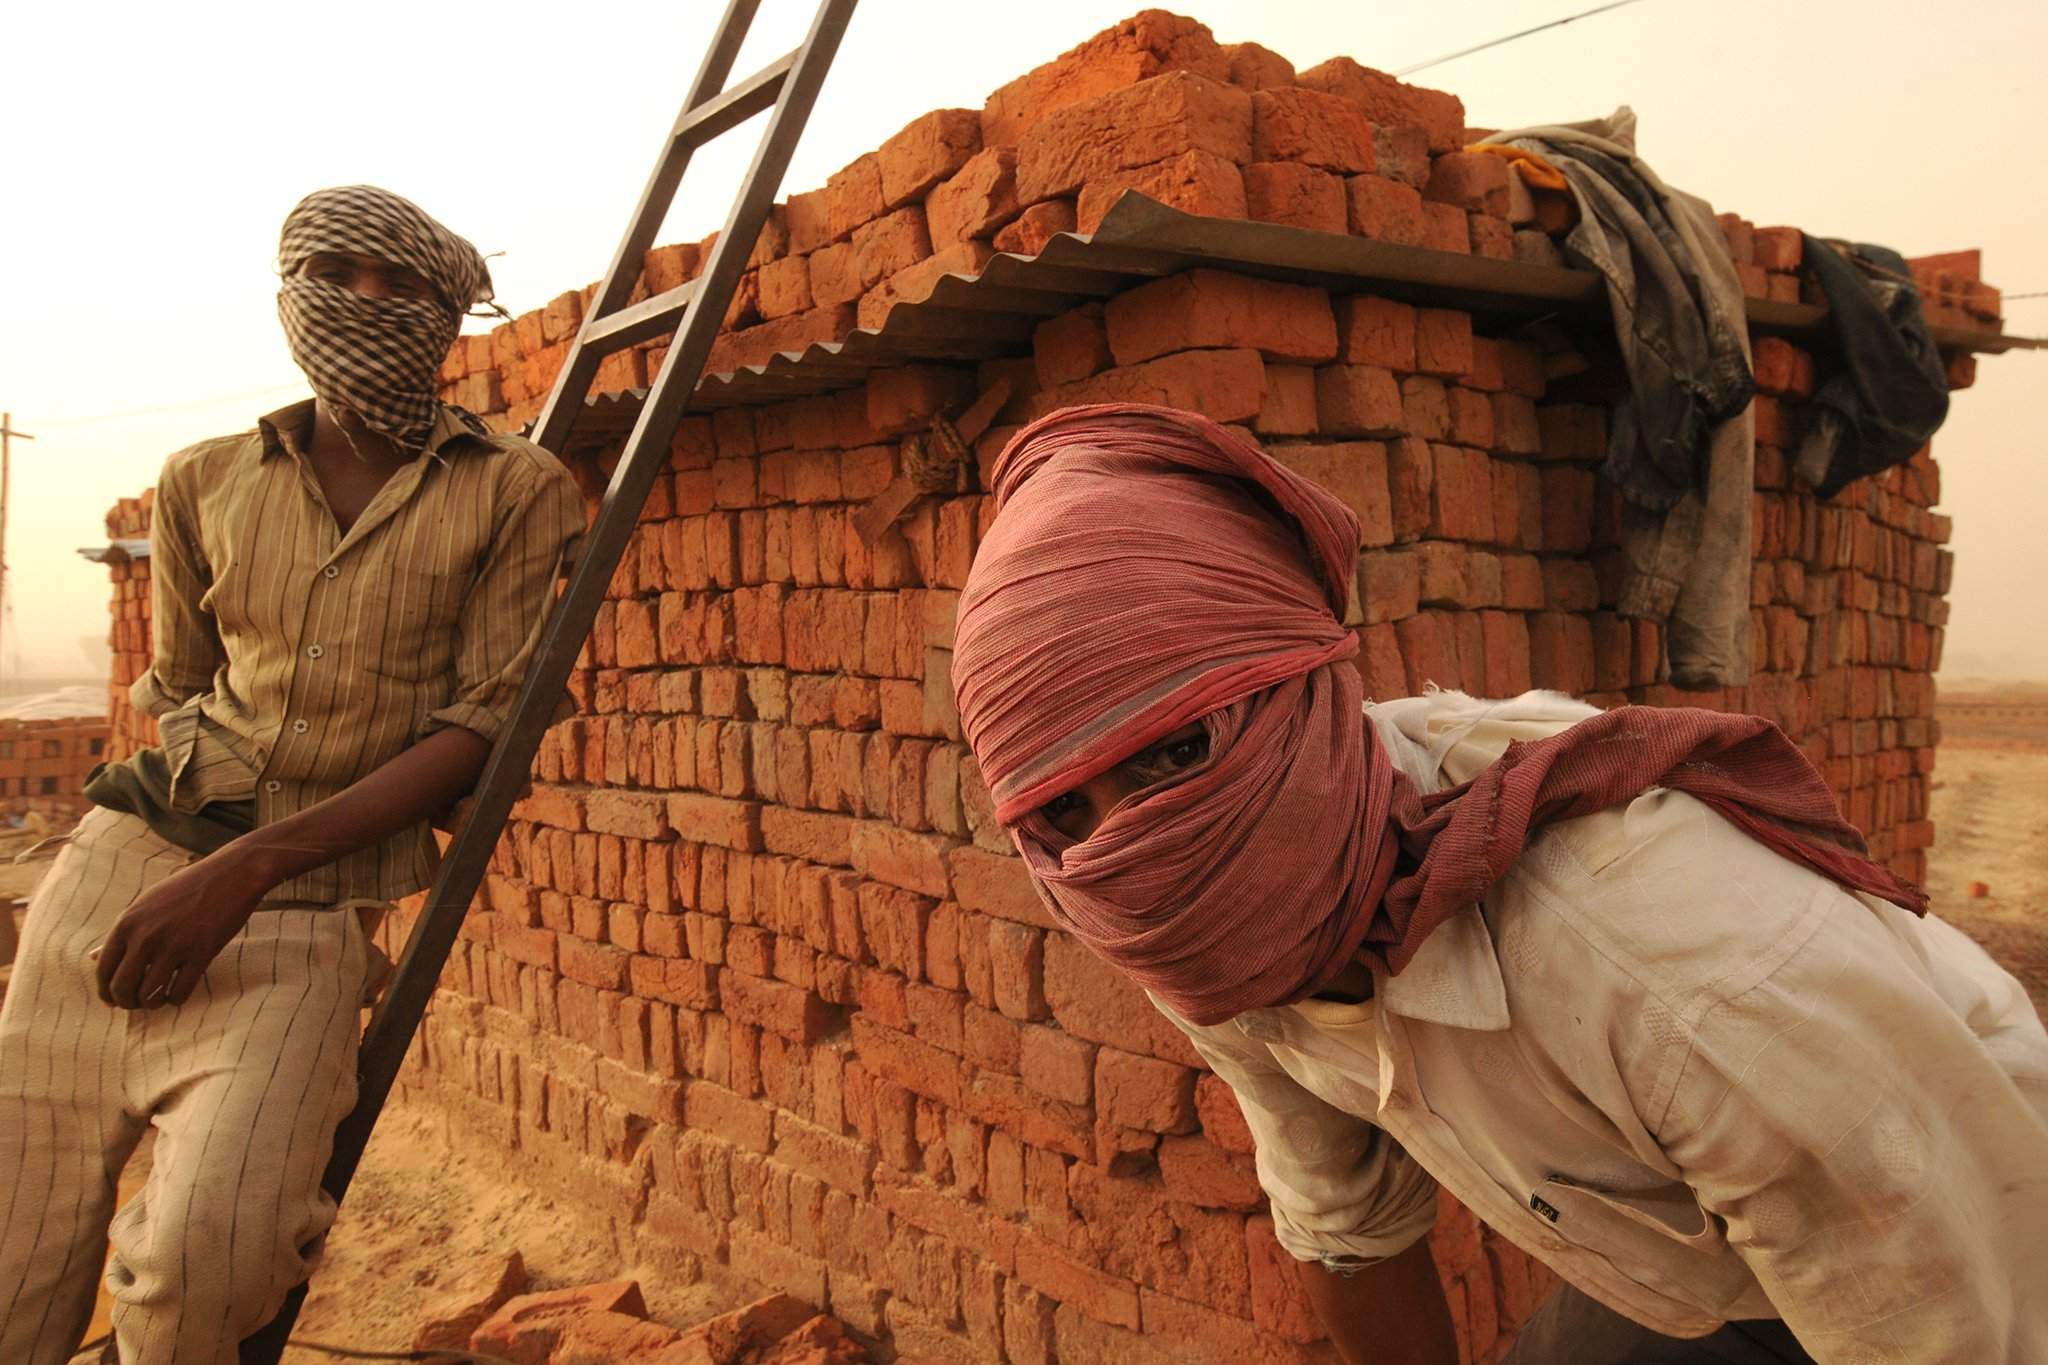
xmin=337 ymin=0 xmax=858 ymax=1200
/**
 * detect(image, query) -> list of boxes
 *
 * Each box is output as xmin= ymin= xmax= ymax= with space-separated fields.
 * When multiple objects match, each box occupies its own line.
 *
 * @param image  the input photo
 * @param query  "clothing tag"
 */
xmin=1530 ymin=1192 xmax=1561 ymax=1223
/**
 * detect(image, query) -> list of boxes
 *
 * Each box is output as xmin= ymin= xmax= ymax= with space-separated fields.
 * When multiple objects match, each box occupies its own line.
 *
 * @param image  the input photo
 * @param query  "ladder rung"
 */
xmin=579 ymin=281 xmax=701 ymax=354
xmin=675 ymin=49 xmax=799 ymax=146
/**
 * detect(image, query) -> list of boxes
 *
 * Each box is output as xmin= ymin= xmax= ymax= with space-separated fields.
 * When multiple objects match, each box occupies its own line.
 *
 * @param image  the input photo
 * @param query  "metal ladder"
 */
xmin=239 ymin=1 xmax=858 ymax=1356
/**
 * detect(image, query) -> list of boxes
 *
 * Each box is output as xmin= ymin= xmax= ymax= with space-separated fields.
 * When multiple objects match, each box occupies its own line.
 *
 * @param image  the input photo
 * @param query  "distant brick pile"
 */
xmin=104 ymin=491 xmax=159 ymax=760
xmin=0 ymin=713 xmax=108 ymax=824
xmin=102 ymin=11 xmax=1991 ymax=1362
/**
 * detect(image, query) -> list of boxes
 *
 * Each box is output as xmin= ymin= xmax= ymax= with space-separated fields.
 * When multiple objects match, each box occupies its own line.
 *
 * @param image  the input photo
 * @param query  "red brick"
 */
xmin=1479 ymin=610 xmax=1533 ymax=698
xmin=867 ymin=363 xmax=977 ymax=437
xmin=1020 ymin=1024 xmax=1096 ymax=1105
xmin=927 ymin=146 xmax=1022 ymax=248
xmin=1014 ymin=71 xmax=1252 ymax=205
xmin=1249 ymin=86 xmax=1376 ymax=172
xmin=979 ymin=10 xmax=1232 ymax=147
xmin=1044 ymin=933 xmax=1204 ymax=1067
xmin=1266 ymin=440 xmax=1393 ymax=546
xmin=1104 ymin=268 xmax=1337 ymax=366
xmin=1414 ymin=308 xmax=1475 ymax=378
xmin=1335 ymin=294 xmax=1416 ymax=369
xmin=1400 ymin=375 xmax=1449 ymax=441
xmin=879 ymin=108 xmax=982 ymax=209
xmin=1034 ymin=304 xmax=1113 ymax=387
xmin=852 ymin=823 xmax=953 ymax=898
xmin=1157 ymin=1135 xmax=1263 ymax=1210
xmin=1297 ymin=57 xmax=1465 ymax=152
xmin=1528 ymin=612 xmax=1596 ymax=694
xmin=1314 ymin=364 xmax=1402 ymax=437
xmin=1375 ymin=125 xmax=1432 ymax=189
xmin=852 ymin=207 xmax=932 ymax=293
xmin=1256 ymin=363 xmax=1319 ymax=437
xmin=1424 ymin=151 xmax=1510 ymax=214
xmin=1247 ymin=1217 xmax=1323 ymax=1343
xmin=411 ymin=1252 xmax=528 ymax=1351
xmin=1095 ymin=1047 xmax=1197 ymax=1133
xmin=1075 ymin=150 xmax=1247 ymax=234
xmin=1429 ymin=444 xmax=1493 ymax=541
xmin=665 ymin=793 xmax=762 ymax=850
xmin=1345 ymin=174 xmax=1427 ymax=245
xmin=1396 ymin=611 xmax=1460 ymax=692
xmin=852 ymin=1015 xmax=964 ymax=1107
xmin=1421 ymin=201 xmax=1470 ymax=254
xmin=947 ymin=847 xmax=1054 ymax=927
xmin=471 ymin=1282 xmax=648 ymax=1365
xmin=1027 ymin=347 xmax=1267 ymax=425
xmin=1754 ymin=227 xmax=1803 ymax=271
xmin=1242 ymin=161 xmax=1348 ymax=234
xmin=756 ymin=253 xmax=813 ymax=320
xmin=1014 ymin=1233 xmax=1141 ymax=1330
xmin=827 ymin=153 xmax=885 ymax=242
xmin=785 ymin=187 xmax=833 ymax=254
xmin=1358 ymin=548 xmax=1420 ymax=624
xmin=992 ymin=200 xmax=1077 ymax=257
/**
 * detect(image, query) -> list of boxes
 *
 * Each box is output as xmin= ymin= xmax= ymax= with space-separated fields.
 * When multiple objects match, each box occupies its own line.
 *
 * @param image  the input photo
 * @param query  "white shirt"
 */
xmin=1158 ymin=690 xmax=2048 ymax=1363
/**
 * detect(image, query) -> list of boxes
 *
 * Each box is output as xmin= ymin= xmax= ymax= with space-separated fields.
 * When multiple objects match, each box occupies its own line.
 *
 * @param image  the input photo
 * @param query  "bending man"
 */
xmin=951 ymin=402 xmax=2048 ymax=1365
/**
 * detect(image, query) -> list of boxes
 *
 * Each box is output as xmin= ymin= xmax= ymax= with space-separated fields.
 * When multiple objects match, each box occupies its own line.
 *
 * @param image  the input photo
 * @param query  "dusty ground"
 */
xmin=23 ymin=690 xmax=2048 ymax=1359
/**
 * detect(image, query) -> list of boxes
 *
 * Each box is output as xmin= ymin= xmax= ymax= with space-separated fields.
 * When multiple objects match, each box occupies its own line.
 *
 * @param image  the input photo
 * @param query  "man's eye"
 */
xmin=1042 ymin=791 xmax=1084 ymax=820
xmin=1162 ymin=735 xmax=1209 ymax=769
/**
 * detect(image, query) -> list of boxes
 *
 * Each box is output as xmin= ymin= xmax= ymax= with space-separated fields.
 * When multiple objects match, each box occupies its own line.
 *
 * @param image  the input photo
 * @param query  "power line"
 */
xmin=1396 ymin=0 xmax=1652 ymax=78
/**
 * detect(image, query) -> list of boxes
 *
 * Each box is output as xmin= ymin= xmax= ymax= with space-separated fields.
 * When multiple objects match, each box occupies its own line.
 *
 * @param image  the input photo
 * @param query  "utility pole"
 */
xmin=0 ymin=413 xmax=33 ymax=682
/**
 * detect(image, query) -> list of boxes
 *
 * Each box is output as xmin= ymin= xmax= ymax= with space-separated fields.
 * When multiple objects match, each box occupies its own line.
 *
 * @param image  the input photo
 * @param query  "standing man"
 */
xmin=0 ymin=186 xmax=585 ymax=1364
xmin=951 ymin=402 xmax=2048 ymax=1364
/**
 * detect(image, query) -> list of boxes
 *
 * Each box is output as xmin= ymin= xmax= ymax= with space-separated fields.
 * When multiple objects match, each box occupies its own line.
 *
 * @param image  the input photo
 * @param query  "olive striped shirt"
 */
xmin=131 ymin=400 xmax=585 ymax=905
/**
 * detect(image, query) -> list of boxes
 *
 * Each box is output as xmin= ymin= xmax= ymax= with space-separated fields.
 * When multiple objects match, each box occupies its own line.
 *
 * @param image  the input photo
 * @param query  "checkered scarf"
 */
xmin=276 ymin=185 xmax=499 ymax=451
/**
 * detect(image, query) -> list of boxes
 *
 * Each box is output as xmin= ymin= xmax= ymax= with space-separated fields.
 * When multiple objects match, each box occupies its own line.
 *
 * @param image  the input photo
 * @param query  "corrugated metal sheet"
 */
xmin=561 ymin=193 xmax=2039 ymax=446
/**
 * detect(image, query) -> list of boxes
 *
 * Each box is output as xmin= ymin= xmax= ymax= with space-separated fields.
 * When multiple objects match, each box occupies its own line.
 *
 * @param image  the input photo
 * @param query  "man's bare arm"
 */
xmin=96 ymin=725 xmax=492 ymax=1008
xmin=1300 ymin=1237 xmax=1459 ymax=1365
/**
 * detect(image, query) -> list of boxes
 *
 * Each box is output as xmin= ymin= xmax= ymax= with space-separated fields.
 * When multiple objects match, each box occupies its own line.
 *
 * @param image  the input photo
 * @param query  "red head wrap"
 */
xmin=955 ymin=403 xmax=1926 ymax=1026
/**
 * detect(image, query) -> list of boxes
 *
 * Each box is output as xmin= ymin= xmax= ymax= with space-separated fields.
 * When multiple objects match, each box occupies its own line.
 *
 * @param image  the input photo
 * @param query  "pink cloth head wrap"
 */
xmin=953 ymin=405 xmax=1401 ymax=1021
xmin=954 ymin=403 xmax=1928 ymax=1027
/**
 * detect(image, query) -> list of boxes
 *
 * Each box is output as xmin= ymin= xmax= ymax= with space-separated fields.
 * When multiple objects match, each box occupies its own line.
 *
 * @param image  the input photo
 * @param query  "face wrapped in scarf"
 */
xmin=953 ymin=403 xmax=1926 ymax=1027
xmin=275 ymin=185 xmax=497 ymax=451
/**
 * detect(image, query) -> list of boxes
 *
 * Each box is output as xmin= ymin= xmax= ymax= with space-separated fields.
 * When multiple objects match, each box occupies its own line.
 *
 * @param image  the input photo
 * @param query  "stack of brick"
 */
xmin=0 ymin=714 xmax=108 ymax=813
xmin=104 ymin=491 xmax=158 ymax=761
xmin=95 ymin=11 xmax=1993 ymax=1362
xmin=0 ymin=714 xmax=109 ymax=822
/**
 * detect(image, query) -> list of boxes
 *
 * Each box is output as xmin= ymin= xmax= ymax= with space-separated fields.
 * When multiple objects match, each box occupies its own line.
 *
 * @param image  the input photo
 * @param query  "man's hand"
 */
xmin=95 ymin=847 xmax=273 ymax=1010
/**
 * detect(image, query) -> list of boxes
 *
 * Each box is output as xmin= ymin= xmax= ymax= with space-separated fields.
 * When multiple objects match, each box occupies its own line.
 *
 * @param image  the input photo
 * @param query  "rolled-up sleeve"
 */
xmin=131 ymin=455 xmax=223 ymax=718
xmin=421 ymin=459 xmax=585 ymax=744
xmin=1159 ymin=1001 xmax=1439 ymax=1266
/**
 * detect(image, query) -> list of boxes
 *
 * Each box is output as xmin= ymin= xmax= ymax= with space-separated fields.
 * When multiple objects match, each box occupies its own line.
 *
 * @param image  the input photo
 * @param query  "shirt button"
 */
xmin=323 ymin=566 xmax=339 ymax=579
xmin=291 ymin=719 xmax=310 ymax=734
xmin=307 ymin=644 xmax=325 ymax=659
xmin=264 ymin=779 xmax=282 ymax=794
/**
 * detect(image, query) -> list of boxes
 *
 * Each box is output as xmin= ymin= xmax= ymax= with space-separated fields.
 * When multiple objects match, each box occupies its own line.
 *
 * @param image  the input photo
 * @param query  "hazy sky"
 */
xmin=3 ymin=0 xmax=2042 ymax=680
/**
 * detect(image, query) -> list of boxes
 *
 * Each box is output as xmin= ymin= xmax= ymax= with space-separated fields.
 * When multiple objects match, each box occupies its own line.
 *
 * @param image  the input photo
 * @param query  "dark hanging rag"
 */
xmin=1793 ymin=236 xmax=1950 ymax=497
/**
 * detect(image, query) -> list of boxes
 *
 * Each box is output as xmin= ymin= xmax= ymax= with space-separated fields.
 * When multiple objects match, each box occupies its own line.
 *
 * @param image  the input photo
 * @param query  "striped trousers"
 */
xmin=0 ymin=809 xmax=372 ymax=1364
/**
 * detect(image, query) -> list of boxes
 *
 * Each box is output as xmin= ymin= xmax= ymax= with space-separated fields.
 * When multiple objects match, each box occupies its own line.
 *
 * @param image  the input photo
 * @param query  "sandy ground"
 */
xmin=1924 ymin=746 xmax=2048 ymax=1016
xmin=17 ymin=701 xmax=2046 ymax=1360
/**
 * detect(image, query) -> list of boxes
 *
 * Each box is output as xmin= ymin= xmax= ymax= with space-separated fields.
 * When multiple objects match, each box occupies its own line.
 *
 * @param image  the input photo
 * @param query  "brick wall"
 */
xmin=100 ymin=13 xmax=1983 ymax=1362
